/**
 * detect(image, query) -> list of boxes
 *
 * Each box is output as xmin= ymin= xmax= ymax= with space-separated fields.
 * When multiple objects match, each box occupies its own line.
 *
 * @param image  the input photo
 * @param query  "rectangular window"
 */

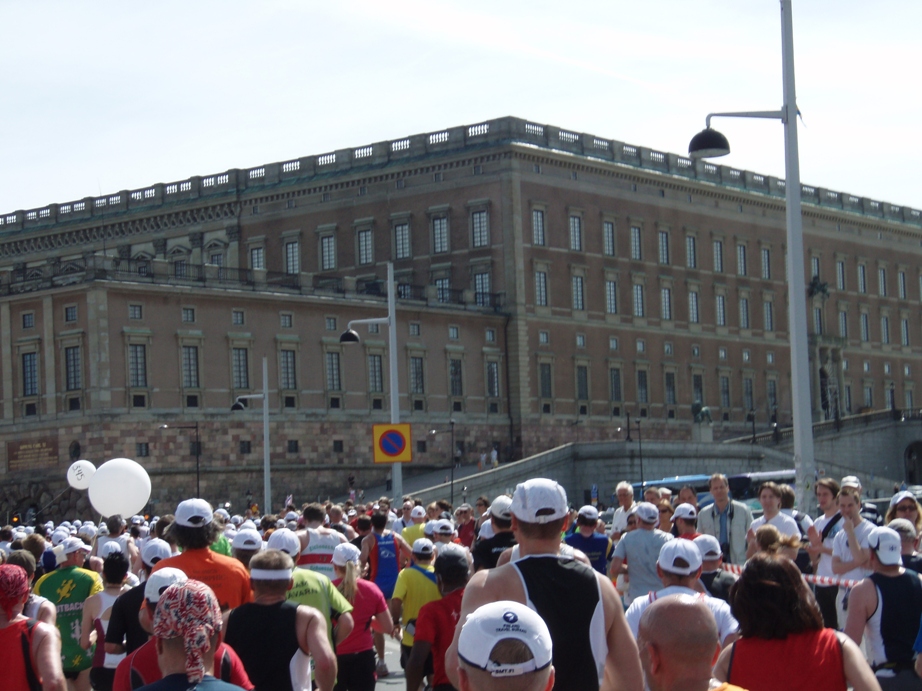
xmin=487 ymin=361 xmax=500 ymax=398
xmin=539 ymin=363 xmax=553 ymax=399
xmin=65 ymin=305 xmax=77 ymax=322
xmin=609 ymin=368 xmax=622 ymax=402
xmin=879 ymin=268 xmax=887 ymax=296
xmin=858 ymin=265 xmax=867 ymax=293
xmin=325 ymin=352 xmax=341 ymax=391
xmin=129 ymin=344 xmax=147 ymax=388
xmin=665 ymin=372 xmax=677 ymax=405
xmin=471 ymin=211 xmax=489 ymax=248
xmin=603 ymin=221 xmax=615 ymax=256
xmin=761 ymin=247 xmax=771 ymax=279
xmin=605 ymin=281 xmax=618 ymax=314
xmin=658 ymin=231 xmax=670 ymax=265
xmin=474 ymin=272 xmax=491 ymax=306
xmin=693 ymin=374 xmax=704 ymax=403
xmin=837 ymin=261 xmax=846 ymax=290
xmin=232 ymin=310 xmax=245 ymax=325
xmin=839 ymin=311 xmax=848 ymax=338
xmin=811 ymin=256 xmax=821 ymax=279
xmin=661 ymin=288 xmax=672 ymax=320
xmin=128 ymin=304 xmax=142 ymax=320
xmin=173 ymin=260 xmax=187 ymax=279
xmin=569 ymin=216 xmax=582 ymax=251
xmin=899 ymin=271 xmax=907 ymax=299
xmin=743 ymin=378 xmax=754 ymax=410
xmin=432 ymin=216 xmax=449 ymax=254
xmin=368 ymin=354 xmax=383 ymax=393
xmin=720 ymin=376 xmax=731 ymax=408
xmin=689 ymin=291 xmax=700 ymax=323
xmin=576 ymin=365 xmax=589 ymax=400
xmin=357 ymin=230 xmax=373 ymax=265
xmin=716 ymin=295 xmax=726 ymax=326
xmin=232 ymin=348 xmax=249 ymax=389
xmin=630 ymin=227 xmax=642 ymax=260
xmin=21 ymin=352 xmax=37 ymax=397
xmin=637 ymin=370 xmax=649 ymax=403
xmin=320 ymin=235 xmax=336 ymax=270
xmin=285 ymin=241 xmax=300 ymax=274
xmin=632 ymin=284 xmax=644 ymax=317
xmin=181 ymin=345 xmax=199 ymax=388
xmin=450 ymin=359 xmax=463 ymax=397
xmin=763 ymin=301 xmax=774 ymax=331
xmin=410 ymin=356 xmax=425 ymax=394
xmin=902 ymin=318 xmax=911 ymax=346
xmin=572 ymin=276 xmax=585 ymax=311
xmin=395 ymin=223 xmax=411 ymax=259
xmin=814 ymin=307 xmax=823 ymax=335
xmin=686 ymin=236 xmax=697 ymax=268
xmin=860 ymin=313 xmax=870 ymax=341
xmin=65 ymin=346 xmax=81 ymax=391
xmin=535 ymin=271 xmax=548 ymax=306
xmin=736 ymin=244 xmax=747 ymax=276
xmin=739 ymin=298 xmax=750 ymax=329
xmin=844 ymin=385 xmax=852 ymax=413
xmin=280 ymin=313 xmax=293 ymax=328
xmin=435 ymin=277 xmax=451 ymax=303
xmin=881 ymin=316 xmax=890 ymax=344
xmin=22 ymin=312 xmax=34 ymax=329
xmin=250 ymin=247 xmax=265 ymax=270
xmin=280 ymin=350 xmax=296 ymax=390
xmin=864 ymin=386 xmax=873 ymax=409
xmin=713 ymin=240 xmax=724 ymax=272
xmin=767 ymin=379 xmax=778 ymax=408
xmin=182 ymin=307 xmax=195 ymax=323
xmin=532 ymin=209 xmax=546 ymax=246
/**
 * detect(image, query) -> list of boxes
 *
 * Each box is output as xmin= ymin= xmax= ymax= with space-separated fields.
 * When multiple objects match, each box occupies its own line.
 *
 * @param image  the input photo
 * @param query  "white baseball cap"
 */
xmin=434 ymin=519 xmax=455 ymax=536
xmin=841 ymin=475 xmax=862 ymax=490
xmin=657 ymin=539 xmax=702 ymax=576
xmin=99 ymin=541 xmax=124 ymax=558
xmin=458 ymin=600 xmax=553 ymax=677
xmin=266 ymin=528 xmax=301 ymax=558
xmin=868 ymin=526 xmax=902 ymax=566
xmin=410 ymin=506 xmax=427 ymax=519
xmin=141 ymin=538 xmax=173 ymax=567
xmin=672 ymin=503 xmax=697 ymax=522
xmin=693 ymin=534 xmax=723 ymax=560
xmin=144 ymin=567 xmax=188 ymax=604
xmin=578 ymin=505 xmax=599 ymax=521
xmin=332 ymin=543 xmax=361 ymax=567
xmin=412 ymin=538 xmax=434 ymax=557
xmin=630 ymin=502 xmax=659 ymax=525
xmin=61 ymin=537 xmax=92 ymax=555
xmin=890 ymin=491 xmax=916 ymax=508
xmin=232 ymin=528 xmax=263 ymax=551
xmin=174 ymin=498 xmax=214 ymax=527
xmin=489 ymin=495 xmax=513 ymax=521
xmin=510 ymin=479 xmax=568 ymax=524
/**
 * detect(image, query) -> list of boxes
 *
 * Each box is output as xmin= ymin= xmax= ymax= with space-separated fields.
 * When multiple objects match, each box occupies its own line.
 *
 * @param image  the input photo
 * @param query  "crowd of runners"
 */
xmin=1 ymin=472 xmax=922 ymax=690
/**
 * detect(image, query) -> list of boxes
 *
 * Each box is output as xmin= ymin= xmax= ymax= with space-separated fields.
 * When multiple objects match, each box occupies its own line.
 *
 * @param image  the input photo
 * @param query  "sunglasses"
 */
xmin=896 ymin=504 xmax=918 ymax=513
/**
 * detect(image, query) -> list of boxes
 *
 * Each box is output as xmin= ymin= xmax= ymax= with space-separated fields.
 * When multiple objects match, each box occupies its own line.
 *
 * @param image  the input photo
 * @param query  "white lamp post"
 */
xmin=232 ymin=356 xmax=271 ymax=514
xmin=340 ymin=262 xmax=403 ymax=501
xmin=688 ymin=0 xmax=815 ymax=514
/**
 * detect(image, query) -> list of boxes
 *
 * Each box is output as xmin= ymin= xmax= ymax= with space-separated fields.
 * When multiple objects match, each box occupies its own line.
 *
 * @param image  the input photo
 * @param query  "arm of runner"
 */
xmin=713 ymin=642 xmax=732 ymax=682
xmin=33 ymin=622 xmax=67 ymax=691
xmin=600 ymin=574 xmax=644 ymax=691
xmin=79 ymin=594 xmax=97 ymax=650
xmin=388 ymin=597 xmax=403 ymax=639
xmin=36 ymin=599 xmax=56 ymax=626
xmin=298 ymin=605 xmax=337 ymax=691
xmin=370 ymin=604 xmax=394 ymax=634
xmin=404 ymin=640 xmax=432 ymax=691
xmin=609 ymin=555 xmax=625 ymax=578
xmin=445 ymin=569 xmax=493 ymax=690
xmin=333 ymin=611 xmax=354 ymax=645
xmin=837 ymin=631 xmax=882 ymax=691
xmin=843 ymin=579 xmax=873 ymax=645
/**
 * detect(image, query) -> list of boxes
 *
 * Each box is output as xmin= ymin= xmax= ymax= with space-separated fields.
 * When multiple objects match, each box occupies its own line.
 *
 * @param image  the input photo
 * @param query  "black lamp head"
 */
xmin=339 ymin=329 xmax=361 ymax=344
xmin=688 ymin=127 xmax=731 ymax=158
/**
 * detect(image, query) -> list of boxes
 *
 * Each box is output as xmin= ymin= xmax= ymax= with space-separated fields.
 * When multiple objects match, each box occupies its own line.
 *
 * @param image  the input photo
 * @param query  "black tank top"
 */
xmin=870 ymin=571 xmax=922 ymax=666
xmin=513 ymin=556 xmax=604 ymax=691
xmin=225 ymin=600 xmax=301 ymax=691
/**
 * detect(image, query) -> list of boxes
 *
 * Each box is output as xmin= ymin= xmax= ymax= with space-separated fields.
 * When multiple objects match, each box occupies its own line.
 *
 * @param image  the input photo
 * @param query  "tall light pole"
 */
xmin=340 ymin=262 xmax=404 ymax=501
xmin=232 ymin=356 xmax=270 ymax=514
xmin=160 ymin=422 xmax=201 ymax=497
xmin=429 ymin=419 xmax=457 ymax=505
xmin=688 ymin=0 xmax=815 ymax=515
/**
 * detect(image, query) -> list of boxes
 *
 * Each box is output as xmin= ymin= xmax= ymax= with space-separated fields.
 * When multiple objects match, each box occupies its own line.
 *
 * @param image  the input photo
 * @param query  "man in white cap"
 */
xmin=845 ymin=526 xmax=922 ymax=687
xmin=390 ymin=538 xmax=442 ymax=675
xmin=151 ymin=499 xmax=251 ymax=612
xmin=34 ymin=536 xmax=102 ymax=691
xmin=447 ymin=478 xmax=643 ymax=691
xmin=401 ymin=505 xmax=428 ymax=546
xmin=609 ymin=502 xmax=673 ymax=605
xmin=671 ymin=504 xmax=701 ymax=540
xmin=230 ymin=529 xmax=262 ymax=570
xmin=564 ymin=505 xmax=612 ymax=574
xmin=456 ymin=600 xmax=555 ymax=691
xmin=625 ymin=540 xmax=738 ymax=647
xmin=693 ymin=535 xmax=737 ymax=603
xmin=471 ymin=496 xmax=516 ymax=571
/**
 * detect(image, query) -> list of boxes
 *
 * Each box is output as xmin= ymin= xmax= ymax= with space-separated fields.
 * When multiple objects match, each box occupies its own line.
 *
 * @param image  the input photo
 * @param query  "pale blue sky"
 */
xmin=1 ymin=0 xmax=919 ymax=213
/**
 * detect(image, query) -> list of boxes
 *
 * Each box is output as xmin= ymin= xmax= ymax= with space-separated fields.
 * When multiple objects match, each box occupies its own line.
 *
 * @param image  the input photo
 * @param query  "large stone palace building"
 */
xmin=1 ymin=116 xmax=920 ymax=517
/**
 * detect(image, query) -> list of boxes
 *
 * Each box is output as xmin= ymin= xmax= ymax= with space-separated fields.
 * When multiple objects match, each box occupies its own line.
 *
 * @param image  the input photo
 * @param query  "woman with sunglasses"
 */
xmin=884 ymin=491 xmax=922 ymax=536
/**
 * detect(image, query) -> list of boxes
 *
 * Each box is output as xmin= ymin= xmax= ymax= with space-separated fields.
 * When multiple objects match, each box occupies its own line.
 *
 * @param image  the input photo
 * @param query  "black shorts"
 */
xmin=400 ymin=643 xmax=433 ymax=677
xmin=333 ymin=649 xmax=376 ymax=691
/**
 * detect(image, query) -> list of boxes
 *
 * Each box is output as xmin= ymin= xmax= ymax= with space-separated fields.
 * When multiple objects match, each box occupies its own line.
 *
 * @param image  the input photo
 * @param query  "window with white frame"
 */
xmin=65 ymin=346 xmax=81 ymax=391
xmin=395 ymin=223 xmax=411 ymax=259
xmin=737 ymin=244 xmax=747 ymax=276
xmin=609 ymin=336 xmax=618 ymax=350
xmin=326 ymin=352 xmax=341 ymax=391
xmin=432 ymin=216 xmax=449 ymax=254
xmin=763 ymin=301 xmax=774 ymax=331
xmin=739 ymin=298 xmax=750 ymax=329
xmin=630 ymin=226 xmax=642 ymax=260
xmin=768 ymin=379 xmax=778 ymax=408
xmin=182 ymin=307 xmax=195 ymax=323
xmin=250 ymin=247 xmax=265 ymax=270
xmin=860 ymin=313 xmax=870 ymax=341
xmin=435 ymin=277 xmax=451 ymax=303
xmin=839 ymin=310 xmax=848 ymax=338
xmin=658 ymin=231 xmax=670 ymax=265
xmin=181 ymin=345 xmax=199 ymax=388
xmin=879 ymin=267 xmax=887 ymax=296
xmin=448 ymin=325 xmax=459 ymax=340
xmin=836 ymin=261 xmax=846 ymax=290
xmin=320 ymin=235 xmax=336 ymax=270
xmin=720 ymin=376 xmax=731 ymax=408
xmin=535 ymin=271 xmax=548 ymax=306
xmin=368 ymin=354 xmax=384 ymax=393
xmin=65 ymin=305 xmax=78 ymax=322
xmin=665 ymin=372 xmax=677 ymax=405
xmin=485 ymin=328 xmax=496 ymax=343
xmin=232 ymin=348 xmax=249 ymax=389
xmin=609 ymin=368 xmax=622 ymax=401
xmin=22 ymin=312 xmax=34 ymax=329
xmin=474 ymin=272 xmax=491 ymax=306
xmin=280 ymin=313 xmax=293 ymax=328
xmin=814 ymin=307 xmax=823 ymax=335
xmin=409 ymin=322 xmax=420 ymax=336
xmin=603 ymin=221 xmax=615 ymax=256
xmin=864 ymin=385 xmax=873 ymax=409
xmin=881 ymin=316 xmax=890 ymax=344
xmin=605 ymin=280 xmax=618 ymax=314
xmin=285 ymin=241 xmax=300 ymax=274
xmin=576 ymin=365 xmax=589 ymax=401
xmin=637 ymin=370 xmax=649 ymax=403
xmin=472 ymin=210 xmax=489 ymax=248
xmin=532 ymin=209 xmax=546 ymax=246
xmin=762 ymin=247 xmax=771 ymax=279
xmin=129 ymin=304 xmax=142 ymax=320
xmin=487 ymin=361 xmax=500 ymax=398
xmin=357 ymin=229 xmax=373 ymax=265
xmin=686 ymin=236 xmax=697 ymax=268
xmin=232 ymin=310 xmax=245 ymax=325
xmin=661 ymin=288 xmax=672 ymax=320
xmin=858 ymin=265 xmax=867 ymax=293
xmin=539 ymin=363 xmax=553 ymax=399
xmin=569 ymin=216 xmax=582 ymax=251
xmin=539 ymin=330 xmax=549 ymax=345
xmin=572 ymin=275 xmax=585 ymax=311
xmin=902 ymin=318 xmax=910 ymax=346
xmin=899 ymin=271 xmax=907 ymax=299
xmin=449 ymin=359 xmax=463 ymax=397
xmin=22 ymin=352 xmax=37 ymax=397
xmin=743 ymin=377 xmax=754 ymax=410
xmin=280 ymin=350 xmax=297 ymax=390
xmin=811 ymin=256 xmax=820 ymax=279
xmin=632 ymin=284 xmax=644 ymax=316
xmin=325 ymin=317 xmax=337 ymax=331
xmin=129 ymin=344 xmax=148 ymax=388
xmin=689 ymin=291 xmax=700 ymax=323
xmin=409 ymin=356 xmax=425 ymax=394
xmin=713 ymin=240 xmax=724 ymax=272
xmin=716 ymin=295 xmax=726 ymax=326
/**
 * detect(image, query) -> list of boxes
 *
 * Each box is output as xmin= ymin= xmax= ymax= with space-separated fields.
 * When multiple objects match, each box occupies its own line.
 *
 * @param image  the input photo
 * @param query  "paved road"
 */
xmin=339 ymin=461 xmax=488 ymax=505
xmin=373 ymin=634 xmax=410 ymax=689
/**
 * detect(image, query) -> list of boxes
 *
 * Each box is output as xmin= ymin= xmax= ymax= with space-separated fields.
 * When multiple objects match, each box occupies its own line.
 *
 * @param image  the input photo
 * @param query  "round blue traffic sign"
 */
xmin=379 ymin=430 xmax=407 ymax=457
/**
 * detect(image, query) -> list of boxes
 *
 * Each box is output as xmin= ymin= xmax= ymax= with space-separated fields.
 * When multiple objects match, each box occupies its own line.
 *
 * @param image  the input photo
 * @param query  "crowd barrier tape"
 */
xmin=722 ymin=562 xmax=862 ymax=588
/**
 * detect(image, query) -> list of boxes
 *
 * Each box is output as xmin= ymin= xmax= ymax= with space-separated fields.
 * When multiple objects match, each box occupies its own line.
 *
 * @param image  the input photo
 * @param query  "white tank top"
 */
xmin=96 ymin=590 xmax=127 ymax=669
xmin=296 ymin=528 xmax=340 ymax=578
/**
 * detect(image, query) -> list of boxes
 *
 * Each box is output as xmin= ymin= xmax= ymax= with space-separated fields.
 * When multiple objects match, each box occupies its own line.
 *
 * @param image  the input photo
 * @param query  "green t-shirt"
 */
xmin=34 ymin=565 xmax=103 ymax=672
xmin=287 ymin=567 xmax=354 ymax=647
xmin=210 ymin=534 xmax=233 ymax=556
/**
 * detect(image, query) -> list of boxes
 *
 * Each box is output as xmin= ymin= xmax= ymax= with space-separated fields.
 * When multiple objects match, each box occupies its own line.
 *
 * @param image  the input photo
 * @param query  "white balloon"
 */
xmin=88 ymin=458 xmax=151 ymax=517
xmin=67 ymin=460 xmax=96 ymax=490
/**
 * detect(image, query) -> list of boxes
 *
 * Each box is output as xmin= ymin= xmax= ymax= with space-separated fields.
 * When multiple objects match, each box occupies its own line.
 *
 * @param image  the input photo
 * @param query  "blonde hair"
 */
xmin=336 ymin=559 xmax=359 ymax=604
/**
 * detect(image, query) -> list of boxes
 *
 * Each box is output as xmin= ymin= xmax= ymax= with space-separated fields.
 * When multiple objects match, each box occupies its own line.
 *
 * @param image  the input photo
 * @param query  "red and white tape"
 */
xmin=722 ymin=562 xmax=861 ymax=588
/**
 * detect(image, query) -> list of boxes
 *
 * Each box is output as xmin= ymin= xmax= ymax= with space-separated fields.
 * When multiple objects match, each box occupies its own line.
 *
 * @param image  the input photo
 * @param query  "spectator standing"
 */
xmin=608 ymin=482 xmax=636 ymax=542
xmin=841 ymin=476 xmax=883 ymax=526
xmin=610 ymin=503 xmax=673 ymax=605
xmin=671 ymin=504 xmax=701 ymax=540
xmin=832 ymin=485 xmax=875 ymax=628
xmin=807 ymin=477 xmax=843 ymax=628
xmin=888 ymin=519 xmax=922 ymax=573
xmin=697 ymin=474 xmax=753 ymax=565
xmin=745 ymin=482 xmax=800 ymax=559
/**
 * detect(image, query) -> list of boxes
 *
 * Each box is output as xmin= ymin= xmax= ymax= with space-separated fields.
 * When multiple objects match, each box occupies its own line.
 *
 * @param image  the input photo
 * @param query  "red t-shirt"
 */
xmin=677 ymin=532 xmax=702 ymax=540
xmin=331 ymin=578 xmax=388 ymax=655
xmin=150 ymin=548 xmax=252 ymax=611
xmin=111 ymin=639 xmax=253 ymax=691
xmin=0 ymin=619 xmax=39 ymax=691
xmin=457 ymin=521 xmax=476 ymax=549
xmin=413 ymin=588 xmax=465 ymax=688
xmin=728 ymin=628 xmax=846 ymax=691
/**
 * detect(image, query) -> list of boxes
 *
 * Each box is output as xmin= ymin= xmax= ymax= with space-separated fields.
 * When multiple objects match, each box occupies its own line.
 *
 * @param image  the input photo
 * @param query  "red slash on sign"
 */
xmin=372 ymin=424 xmax=412 ymax=464
xmin=380 ymin=430 xmax=406 ymax=456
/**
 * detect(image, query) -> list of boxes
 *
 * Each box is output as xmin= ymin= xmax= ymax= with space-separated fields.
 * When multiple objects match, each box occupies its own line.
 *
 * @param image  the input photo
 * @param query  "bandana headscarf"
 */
xmin=152 ymin=579 xmax=222 ymax=683
xmin=0 ymin=564 xmax=30 ymax=619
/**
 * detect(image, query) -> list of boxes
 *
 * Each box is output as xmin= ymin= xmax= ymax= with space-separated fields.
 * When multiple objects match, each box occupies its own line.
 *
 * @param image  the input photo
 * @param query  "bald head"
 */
xmin=637 ymin=595 xmax=720 ymax=691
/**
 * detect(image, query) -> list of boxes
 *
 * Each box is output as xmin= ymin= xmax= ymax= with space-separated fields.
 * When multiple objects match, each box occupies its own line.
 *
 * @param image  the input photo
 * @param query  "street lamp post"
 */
xmin=160 ymin=422 xmax=201 ymax=497
xmin=688 ymin=0 xmax=815 ymax=515
xmin=232 ymin=356 xmax=271 ymax=514
xmin=340 ymin=262 xmax=404 ymax=501
xmin=748 ymin=409 xmax=757 ymax=444
xmin=429 ymin=419 xmax=457 ymax=505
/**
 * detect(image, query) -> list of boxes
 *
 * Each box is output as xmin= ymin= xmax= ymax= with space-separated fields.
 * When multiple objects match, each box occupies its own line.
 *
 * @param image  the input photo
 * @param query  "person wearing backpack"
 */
xmin=388 ymin=538 xmax=441 ymax=674
xmin=807 ymin=478 xmax=843 ymax=628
